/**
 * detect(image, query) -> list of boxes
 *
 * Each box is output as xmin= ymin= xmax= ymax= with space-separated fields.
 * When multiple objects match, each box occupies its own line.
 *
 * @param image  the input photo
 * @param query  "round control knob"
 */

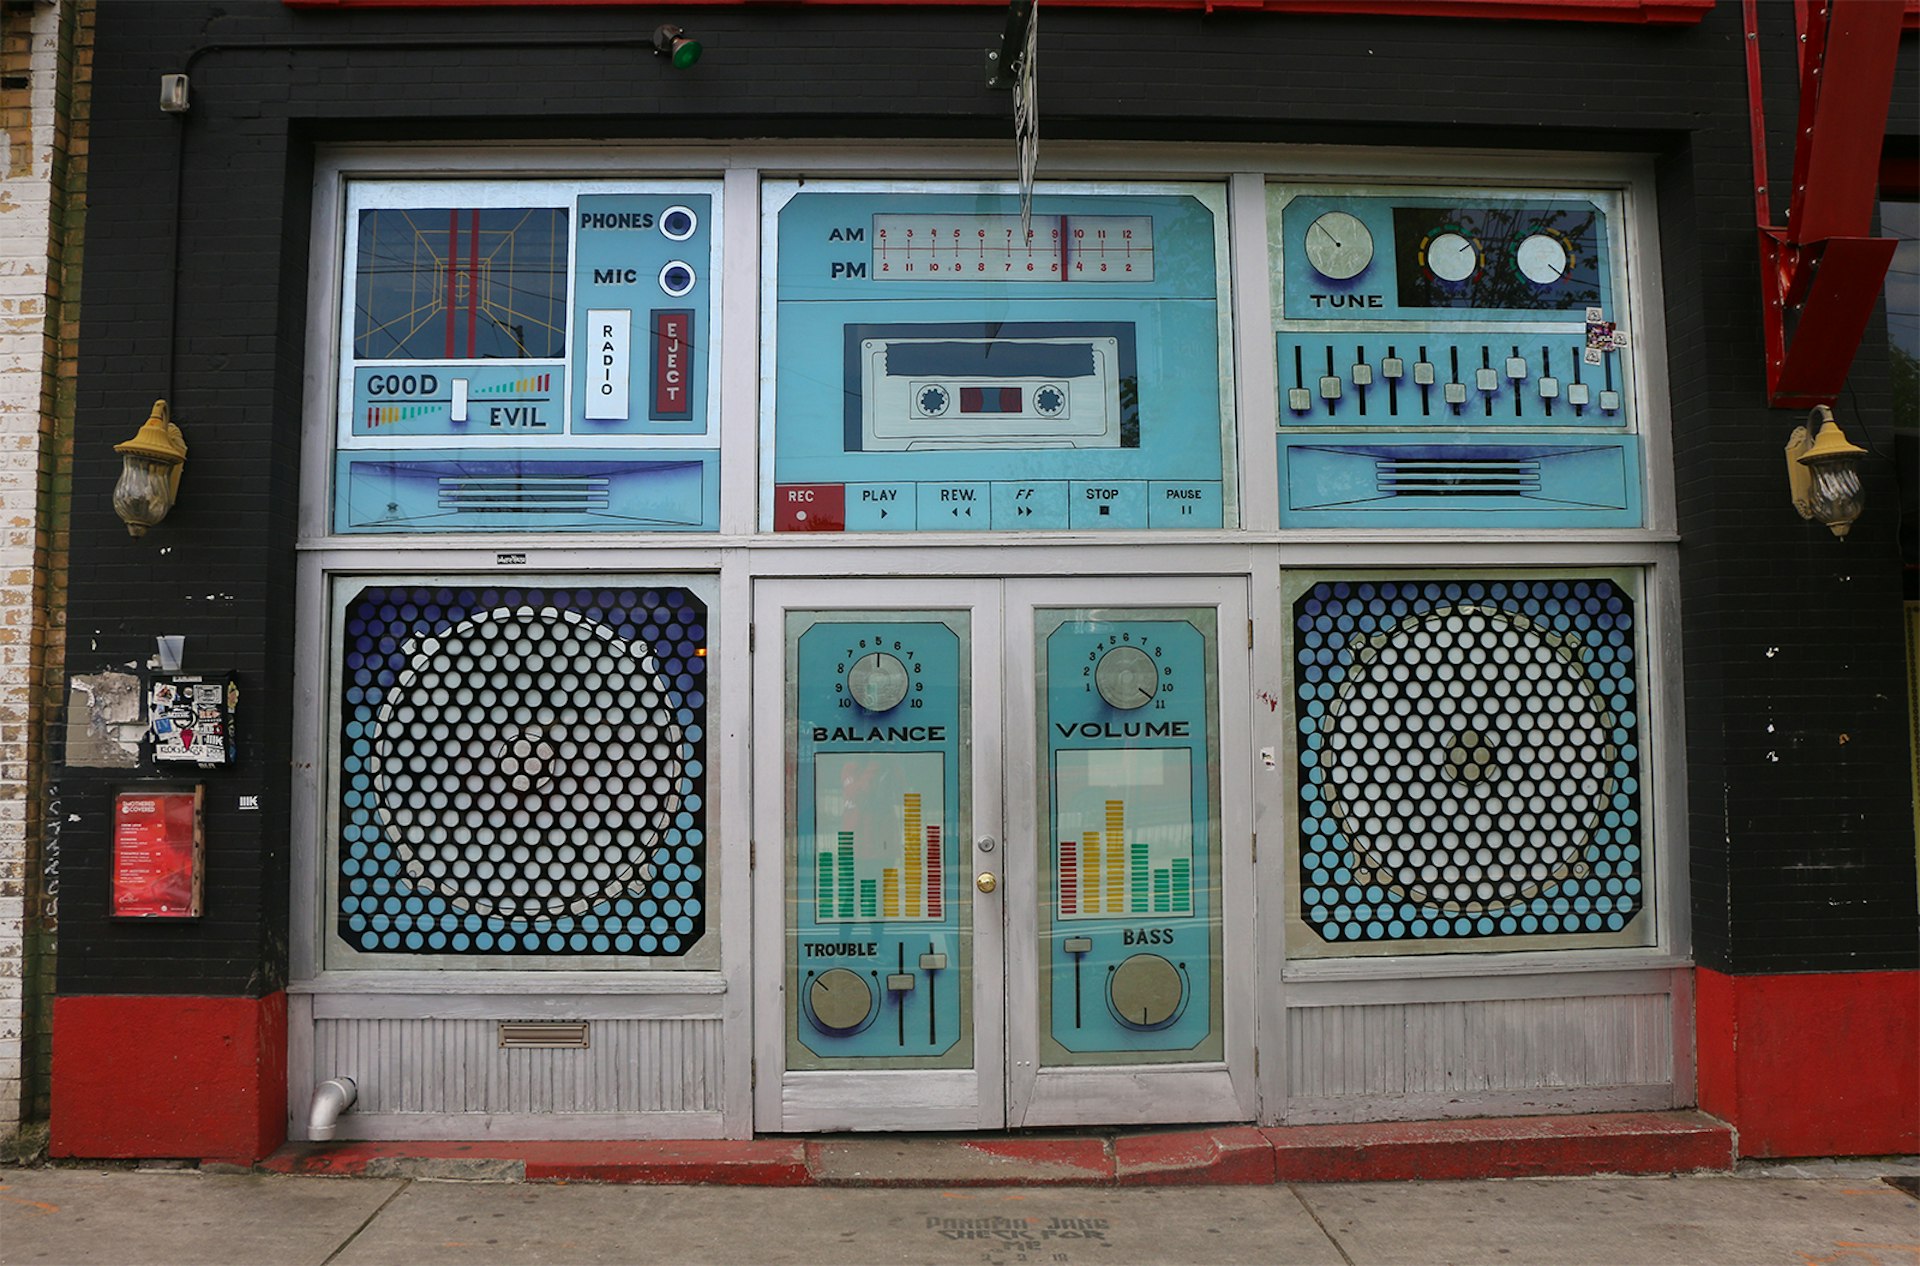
xmin=1514 ymin=231 xmax=1571 ymax=285
xmin=1303 ymin=210 xmax=1374 ymax=281
xmin=808 ymin=968 xmax=874 ymax=1034
xmin=1423 ymin=230 xmax=1479 ymax=283
xmin=1109 ymin=953 xmax=1183 ymax=1030
xmin=847 ymin=652 xmax=910 ymax=713
xmin=1095 ymin=645 xmax=1159 ymax=710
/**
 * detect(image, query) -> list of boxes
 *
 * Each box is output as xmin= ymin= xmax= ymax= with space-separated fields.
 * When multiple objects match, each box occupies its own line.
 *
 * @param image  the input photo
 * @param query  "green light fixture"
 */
xmin=652 ymin=25 xmax=702 ymax=70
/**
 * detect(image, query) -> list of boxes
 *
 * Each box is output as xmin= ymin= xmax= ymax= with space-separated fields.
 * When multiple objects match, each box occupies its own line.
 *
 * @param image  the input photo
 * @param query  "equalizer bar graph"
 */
xmin=814 ymin=752 xmax=946 ymax=923
xmin=1055 ymin=748 xmax=1194 ymax=920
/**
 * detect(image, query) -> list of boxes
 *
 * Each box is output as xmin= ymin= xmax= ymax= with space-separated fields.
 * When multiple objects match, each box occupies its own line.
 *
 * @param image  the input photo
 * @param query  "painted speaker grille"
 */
xmin=337 ymin=584 xmax=707 ymax=957
xmin=1293 ymin=576 xmax=1645 ymax=948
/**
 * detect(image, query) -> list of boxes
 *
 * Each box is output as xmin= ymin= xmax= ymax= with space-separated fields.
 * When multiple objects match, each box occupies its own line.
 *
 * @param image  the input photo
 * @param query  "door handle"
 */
xmin=976 ymin=872 xmax=998 ymax=894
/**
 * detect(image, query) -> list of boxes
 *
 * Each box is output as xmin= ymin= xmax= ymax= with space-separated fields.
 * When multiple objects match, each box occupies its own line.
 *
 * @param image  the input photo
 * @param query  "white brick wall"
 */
xmin=0 ymin=0 xmax=68 ymax=1134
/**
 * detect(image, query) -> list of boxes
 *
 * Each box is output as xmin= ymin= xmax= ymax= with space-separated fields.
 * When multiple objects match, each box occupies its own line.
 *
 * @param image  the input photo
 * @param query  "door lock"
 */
xmin=976 ymin=835 xmax=996 ymax=853
xmin=976 ymin=872 xmax=998 ymax=894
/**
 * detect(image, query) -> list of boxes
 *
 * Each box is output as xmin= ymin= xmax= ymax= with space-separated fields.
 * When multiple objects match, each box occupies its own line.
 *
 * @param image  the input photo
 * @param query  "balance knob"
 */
xmin=808 ymin=968 xmax=873 ymax=1034
xmin=1109 ymin=953 xmax=1183 ymax=1030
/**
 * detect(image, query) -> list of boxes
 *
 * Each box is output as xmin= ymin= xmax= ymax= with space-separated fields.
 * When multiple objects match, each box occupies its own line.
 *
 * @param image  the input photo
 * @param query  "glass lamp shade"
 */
xmin=1795 ymin=413 xmax=1869 ymax=539
xmin=112 ymin=452 xmax=178 ymax=536
xmin=1802 ymin=452 xmax=1865 ymax=538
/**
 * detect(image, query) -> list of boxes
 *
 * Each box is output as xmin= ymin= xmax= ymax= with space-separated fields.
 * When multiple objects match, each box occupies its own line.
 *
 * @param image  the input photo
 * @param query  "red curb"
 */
xmin=262 ymin=1140 xmax=509 ymax=1176
xmin=522 ymin=1140 xmax=812 ymax=1186
xmin=1262 ymin=1110 xmax=1734 ymax=1182
xmin=264 ymin=1139 xmax=814 ymax=1185
xmin=255 ymin=1110 xmax=1733 ymax=1186
xmin=809 ymin=1136 xmax=1113 ymax=1187
xmin=1114 ymin=1126 xmax=1277 ymax=1186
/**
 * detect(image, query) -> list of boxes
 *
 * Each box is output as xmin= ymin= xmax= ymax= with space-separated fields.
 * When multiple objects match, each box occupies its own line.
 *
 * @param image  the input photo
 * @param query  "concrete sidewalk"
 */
xmin=3 ymin=1160 xmax=1916 ymax=1266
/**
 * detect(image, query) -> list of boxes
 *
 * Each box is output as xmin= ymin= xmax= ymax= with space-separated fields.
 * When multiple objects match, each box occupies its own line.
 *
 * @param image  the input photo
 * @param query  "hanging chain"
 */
xmin=1014 ymin=1 xmax=1039 ymax=239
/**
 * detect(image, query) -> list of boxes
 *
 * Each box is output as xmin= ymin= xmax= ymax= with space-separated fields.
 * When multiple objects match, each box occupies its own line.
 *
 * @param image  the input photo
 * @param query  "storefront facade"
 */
xmin=46 ymin=0 xmax=1917 ymax=1159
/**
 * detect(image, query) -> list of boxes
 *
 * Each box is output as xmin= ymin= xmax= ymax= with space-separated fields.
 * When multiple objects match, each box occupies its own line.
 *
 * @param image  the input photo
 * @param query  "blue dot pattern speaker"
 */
xmin=337 ymin=584 xmax=707 ymax=956
xmin=1293 ymin=577 xmax=1645 ymax=949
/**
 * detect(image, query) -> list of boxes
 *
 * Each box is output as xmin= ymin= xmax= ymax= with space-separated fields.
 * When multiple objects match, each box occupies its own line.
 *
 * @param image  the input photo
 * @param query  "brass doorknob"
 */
xmin=976 ymin=872 xmax=997 ymax=894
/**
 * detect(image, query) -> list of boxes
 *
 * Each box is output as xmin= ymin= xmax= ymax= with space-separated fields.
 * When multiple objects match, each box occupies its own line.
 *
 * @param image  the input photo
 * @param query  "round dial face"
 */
xmin=1515 ymin=232 xmax=1572 ymax=285
xmin=1424 ymin=230 xmax=1480 ymax=283
xmin=847 ymin=651 xmax=910 ymax=713
xmin=1095 ymin=645 xmax=1161 ymax=710
xmin=1303 ymin=211 xmax=1375 ymax=281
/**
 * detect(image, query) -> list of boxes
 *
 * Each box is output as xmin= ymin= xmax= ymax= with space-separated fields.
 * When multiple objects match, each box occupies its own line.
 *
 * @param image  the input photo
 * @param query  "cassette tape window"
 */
xmin=766 ymin=185 xmax=1236 ymax=534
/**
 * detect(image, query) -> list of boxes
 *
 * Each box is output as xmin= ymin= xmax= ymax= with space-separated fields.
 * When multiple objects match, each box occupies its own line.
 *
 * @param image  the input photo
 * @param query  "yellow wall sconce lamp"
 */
xmin=1784 ymin=404 xmax=1867 ymax=539
xmin=112 ymin=399 xmax=188 ymax=537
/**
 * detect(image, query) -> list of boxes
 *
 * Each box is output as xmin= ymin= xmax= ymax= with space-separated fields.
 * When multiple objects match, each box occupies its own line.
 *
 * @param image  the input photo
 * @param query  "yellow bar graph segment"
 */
xmin=1105 ymin=800 xmax=1125 ymax=913
xmin=1082 ymin=830 xmax=1101 ymax=913
xmin=883 ymin=868 xmax=901 ymax=918
xmin=904 ymin=793 xmax=923 ymax=918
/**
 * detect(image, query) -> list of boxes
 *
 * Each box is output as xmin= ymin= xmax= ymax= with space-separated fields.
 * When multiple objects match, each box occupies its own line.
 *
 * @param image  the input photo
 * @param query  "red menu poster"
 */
xmin=112 ymin=788 xmax=203 ymax=918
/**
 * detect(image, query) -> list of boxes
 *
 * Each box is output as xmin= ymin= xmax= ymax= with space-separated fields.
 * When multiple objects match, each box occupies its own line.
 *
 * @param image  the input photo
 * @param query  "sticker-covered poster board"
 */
xmin=764 ymin=183 xmax=1235 ymax=533
xmin=334 ymin=181 xmax=722 ymax=533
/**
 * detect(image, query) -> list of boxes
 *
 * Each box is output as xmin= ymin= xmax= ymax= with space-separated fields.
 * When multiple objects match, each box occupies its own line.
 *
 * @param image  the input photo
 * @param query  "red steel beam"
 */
xmin=1784 ymin=0 xmax=1904 ymax=248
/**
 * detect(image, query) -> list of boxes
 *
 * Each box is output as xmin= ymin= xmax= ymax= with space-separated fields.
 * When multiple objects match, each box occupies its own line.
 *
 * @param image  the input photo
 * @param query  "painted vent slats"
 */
xmin=1373 ymin=458 xmax=1543 ymax=495
xmin=498 ymin=1020 xmax=591 ymax=1049
xmin=436 ymin=474 xmax=612 ymax=512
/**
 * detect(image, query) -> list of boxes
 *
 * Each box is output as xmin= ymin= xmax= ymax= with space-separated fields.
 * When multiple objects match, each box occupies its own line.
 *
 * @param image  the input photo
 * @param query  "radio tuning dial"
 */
xmin=1423 ymin=230 xmax=1480 ymax=283
xmin=847 ymin=652 xmax=911 ymax=713
xmin=1303 ymin=211 xmax=1374 ymax=281
xmin=1515 ymin=231 xmax=1572 ymax=285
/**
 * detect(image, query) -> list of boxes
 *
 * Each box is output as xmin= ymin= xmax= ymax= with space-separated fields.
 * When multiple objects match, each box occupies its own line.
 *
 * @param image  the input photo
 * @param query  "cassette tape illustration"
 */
xmin=846 ymin=322 xmax=1139 ymax=452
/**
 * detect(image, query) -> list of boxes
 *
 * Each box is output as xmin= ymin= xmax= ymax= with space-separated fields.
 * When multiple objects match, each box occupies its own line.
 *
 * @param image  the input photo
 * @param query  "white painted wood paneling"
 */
xmin=311 ymin=1017 xmax=723 ymax=1119
xmin=1285 ymin=993 xmax=1673 ymax=1104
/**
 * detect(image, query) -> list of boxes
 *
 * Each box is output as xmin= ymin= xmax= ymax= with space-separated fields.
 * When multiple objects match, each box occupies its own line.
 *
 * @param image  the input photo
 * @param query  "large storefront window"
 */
xmin=332 ymin=181 xmax=722 ymax=533
xmin=1283 ymin=570 xmax=1654 ymax=957
xmin=1269 ymin=187 xmax=1641 ymax=529
xmin=762 ymin=182 xmax=1236 ymax=533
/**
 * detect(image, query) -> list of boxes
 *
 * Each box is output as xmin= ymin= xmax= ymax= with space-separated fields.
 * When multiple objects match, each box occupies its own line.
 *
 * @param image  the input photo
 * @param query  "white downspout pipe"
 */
xmin=306 ymin=1076 xmax=358 ymax=1142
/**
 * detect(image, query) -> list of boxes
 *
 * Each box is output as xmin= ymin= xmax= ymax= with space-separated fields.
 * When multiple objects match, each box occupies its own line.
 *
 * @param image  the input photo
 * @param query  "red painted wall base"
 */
xmin=1695 ymin=967 xmax=1919 ymax=1159
xmin=52 ymin=993 xmax=288 ymax=1165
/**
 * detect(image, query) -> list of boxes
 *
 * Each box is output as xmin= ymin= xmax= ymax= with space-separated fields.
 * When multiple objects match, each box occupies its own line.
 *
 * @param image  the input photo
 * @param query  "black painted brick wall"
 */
xmin=58 ymin=0 xmax=1918 ymax=996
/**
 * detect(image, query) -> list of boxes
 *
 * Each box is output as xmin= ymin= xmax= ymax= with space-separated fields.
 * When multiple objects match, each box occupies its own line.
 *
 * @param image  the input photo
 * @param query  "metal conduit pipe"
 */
xmin=306 ymin=1076 xmax=358 ymax=1142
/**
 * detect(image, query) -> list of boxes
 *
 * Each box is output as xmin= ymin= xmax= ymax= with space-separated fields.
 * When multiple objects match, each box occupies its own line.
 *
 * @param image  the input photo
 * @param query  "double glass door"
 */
xmin=752 ymin=577 xmax=1252 ymax=1131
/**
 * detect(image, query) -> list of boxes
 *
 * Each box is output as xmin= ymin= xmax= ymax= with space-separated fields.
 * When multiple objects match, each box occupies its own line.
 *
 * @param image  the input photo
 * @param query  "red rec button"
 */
xmin=773 ymin=484 xmax=846 ymax=532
